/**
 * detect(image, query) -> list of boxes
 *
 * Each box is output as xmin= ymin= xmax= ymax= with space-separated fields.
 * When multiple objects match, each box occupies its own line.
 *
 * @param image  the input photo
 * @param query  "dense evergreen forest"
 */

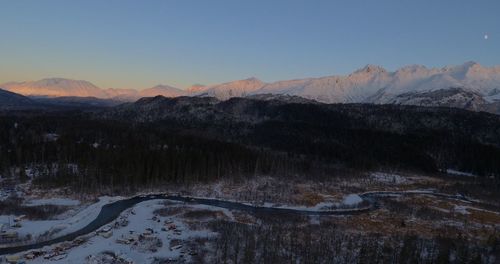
xmin=0 ymin=97 xmax=499 ymax=193
xmin=0 ymin=115 xmax=307 ymax=192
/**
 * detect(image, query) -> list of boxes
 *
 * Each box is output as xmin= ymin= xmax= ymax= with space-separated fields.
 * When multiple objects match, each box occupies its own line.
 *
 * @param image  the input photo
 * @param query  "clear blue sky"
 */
xmin=0 ymin=0 xmax=498 ymax=89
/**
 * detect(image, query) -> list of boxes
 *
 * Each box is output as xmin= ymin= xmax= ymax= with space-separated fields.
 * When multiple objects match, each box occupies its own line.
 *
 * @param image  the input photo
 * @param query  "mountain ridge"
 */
xmin=0 ymin=79 xmax=188 ymax=101
xmin=0 ymin=88 xmax=39 ymax=110
xmin=2 ymin=61 xmax=500 ymax=113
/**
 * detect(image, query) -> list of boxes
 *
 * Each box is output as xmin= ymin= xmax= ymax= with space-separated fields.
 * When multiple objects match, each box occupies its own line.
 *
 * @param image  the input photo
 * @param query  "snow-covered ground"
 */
xmin=16 ymin=199 xmax=219 ymax=263
xmin=1 ymin=192 xmax=373 ymax=263
xmin=0 ymin=197 xmax=121 ymax=243
xmin=342 ymin=194 xmax=363 ymax=206
xmin=453 ymin=205 xmax=470 ymax=215
xmin=370 ymin=172 xmax=413 ymax=185
xmin=269 ymin=193 xmax=363 ymax=210
xmin=446 ymin=169 xmax=477 ymax=177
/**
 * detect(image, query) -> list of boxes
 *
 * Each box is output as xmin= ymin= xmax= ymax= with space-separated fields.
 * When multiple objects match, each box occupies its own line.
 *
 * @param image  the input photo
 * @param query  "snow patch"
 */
xmin=446 ymin=169 xmax=476 ymax=177
xmin=453 ymin=205 xmax=469 ymax=215
xmin=23 ymin=199 xmax=217 ymax=263
xmin=342 ymin=194 xmax=363 ymax=206
xmin=370 ymin=172 xmax=411 ymax=185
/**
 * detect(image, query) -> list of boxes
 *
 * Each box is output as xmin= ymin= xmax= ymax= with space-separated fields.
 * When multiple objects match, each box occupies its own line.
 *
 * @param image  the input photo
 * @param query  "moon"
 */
xmin=484 ymin=34 xmax=489 ymax=40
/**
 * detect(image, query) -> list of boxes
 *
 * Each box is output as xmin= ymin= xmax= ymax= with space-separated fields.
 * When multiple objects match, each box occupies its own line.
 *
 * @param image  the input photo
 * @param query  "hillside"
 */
xmin=0 ymin=88 xmax=39 ymax=110
xmin=103 ymin=96 xmax=500 ymax=177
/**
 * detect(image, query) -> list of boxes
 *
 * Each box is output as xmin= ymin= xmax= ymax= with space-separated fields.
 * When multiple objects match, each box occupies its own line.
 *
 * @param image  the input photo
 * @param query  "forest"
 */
xmin=0 ymin=97 xmax=499 ymax=195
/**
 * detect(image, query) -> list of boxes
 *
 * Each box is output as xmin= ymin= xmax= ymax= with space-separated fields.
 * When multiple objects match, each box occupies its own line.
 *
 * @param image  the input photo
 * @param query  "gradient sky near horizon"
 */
xmin=0 ymin=0 xmax=498 ymax=89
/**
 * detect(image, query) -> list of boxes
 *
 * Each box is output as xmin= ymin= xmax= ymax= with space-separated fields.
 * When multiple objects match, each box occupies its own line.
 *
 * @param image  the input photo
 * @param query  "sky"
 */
xmin=0 ymin=0 xmax=498 ymax=89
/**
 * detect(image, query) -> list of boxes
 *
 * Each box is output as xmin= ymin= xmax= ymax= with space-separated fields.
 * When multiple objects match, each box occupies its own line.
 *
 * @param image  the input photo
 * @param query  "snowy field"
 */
xmin=2 ymin=198 xmax=220 ymax=263
xmin=25 ymin=199 xmax=217 ymax=263
xmin=0 ymin=191 xmax=369 ymax=263
xmin=0 ymin=197 xmax=122 ymax=245
xmin=370 ymin=172 xmax=413 ymax=185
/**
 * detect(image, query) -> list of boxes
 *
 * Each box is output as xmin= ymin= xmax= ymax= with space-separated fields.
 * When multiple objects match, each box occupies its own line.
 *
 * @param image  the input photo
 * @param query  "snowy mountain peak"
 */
xmin=462 ymin=60 xmax=480 ymax=68
xmin=196 ymin=77 xmax=266 ymax=100
xmin=236 ymin=77 xmax=264 ymax=85
xmin=0 ymin=78 xmax=105 ymax=97
xmin=149 ymin=84 xmax=179 ymax=90
xmin=354 ymin=64 xmax=387 ymax=74
xmin=244 ymin=77 xmax=261 ymax=82
xmin=442 ymin=61 xmax=481 ymax=74
xmin=398 ymin=64 xmax=429 ymax=73
xmin=187 ymin=84 xmax=207 ymax=93
xmin=35 ymin=77 xmax=95 ymax=86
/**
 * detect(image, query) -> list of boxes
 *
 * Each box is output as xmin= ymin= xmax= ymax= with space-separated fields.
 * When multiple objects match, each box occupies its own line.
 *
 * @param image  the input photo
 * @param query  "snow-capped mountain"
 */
xmin=2 ymin=62 xmax=500 ymax=113
xmin=254 ymin=65 xmax=392 ymax=103
xmin=186 ymin=84 xmax=208 ymax=94
xmin=0 ymin=78 xmax=187 ymax=101
xmin=1 ymin=78 xmax=107 ymax=98
xmin=193 ymin=77 xmax=265 ymax=100
xmin=190 ymin=61 xmax=500 ymax=113
xmin=246 ymin=62 xmax=500 ymax=106
xmin=367 ymin=62 xmax=500 ymax=105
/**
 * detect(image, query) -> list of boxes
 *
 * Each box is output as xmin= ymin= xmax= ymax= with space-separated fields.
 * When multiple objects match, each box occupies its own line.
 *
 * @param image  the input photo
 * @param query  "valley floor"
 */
xmin=1 ymin=171 xmax=499 ymax=263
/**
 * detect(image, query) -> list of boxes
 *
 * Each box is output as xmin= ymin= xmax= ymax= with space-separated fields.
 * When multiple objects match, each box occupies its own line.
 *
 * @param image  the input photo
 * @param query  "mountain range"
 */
xmin=0 ymin=78 xmax=187 ymax=101
xmin=2 ymin=61 xmax=500 ymax=113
